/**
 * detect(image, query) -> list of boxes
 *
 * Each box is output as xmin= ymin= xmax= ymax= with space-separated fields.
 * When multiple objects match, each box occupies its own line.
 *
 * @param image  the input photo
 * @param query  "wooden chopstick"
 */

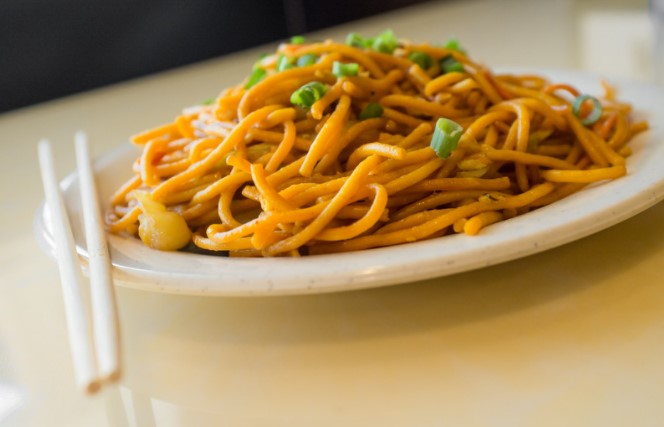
xmin=74 ymin=132 xmax=121 ymax=383
xmin=37 ymin=134 xmax=122 ymax=394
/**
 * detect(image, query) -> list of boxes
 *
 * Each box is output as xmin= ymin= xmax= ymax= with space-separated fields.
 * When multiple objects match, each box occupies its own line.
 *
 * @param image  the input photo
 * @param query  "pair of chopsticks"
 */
xmin=38 ymin=132 xmax=121 ymax=394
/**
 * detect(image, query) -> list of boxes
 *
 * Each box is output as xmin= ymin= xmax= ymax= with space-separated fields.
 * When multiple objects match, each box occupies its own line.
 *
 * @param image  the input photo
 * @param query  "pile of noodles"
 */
xmin=106 ymin=31 xmax=648 ymax=257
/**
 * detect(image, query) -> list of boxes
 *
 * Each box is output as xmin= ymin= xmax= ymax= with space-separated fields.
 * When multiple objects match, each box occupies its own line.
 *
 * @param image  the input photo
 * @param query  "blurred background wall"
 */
xmin=0 ymin=0 xmax=431 ymax=113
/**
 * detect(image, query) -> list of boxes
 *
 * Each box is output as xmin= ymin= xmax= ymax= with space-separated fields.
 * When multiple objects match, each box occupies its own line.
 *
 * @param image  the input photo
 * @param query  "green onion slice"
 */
xmin=345 ymin=30 xmax=398 ymax=53
xmin=443 ymin=37 xmax=466 ymax=54
xmin=245 ymin=68 xmax=267 ymax=89
xmin=290 ymin=35 xmax=305 ymax=44
xmin=276 ymin=55 xmax=295 ymax=72
xmin=430 ymin=118 xmax=463 ymax=158
xmin=372 ymin=29 xmax=398 ymax=54
xmin=346 ymin=33 xmax=368 ymax=48
xmin=297 ymin=53 xmax=319 ymax=67
xmin=440 ymin=55 xmax=464 ymax=73
xmin=572 ymin=94 xmax=603 ymax=126
xmin=359 ymin=102 xmax=384 ymax=120
xmin=408 ymin=51 xmax=433 ymax=70
xmin=201 ymin=98 xmax=215 ymax=106
xmin=290 ymin=82 xmax=327 ymax=108
xmin=332 ymin=61 xmax=360 ymax=77
xmin=253 ymin=53 xmax=270 ymax=70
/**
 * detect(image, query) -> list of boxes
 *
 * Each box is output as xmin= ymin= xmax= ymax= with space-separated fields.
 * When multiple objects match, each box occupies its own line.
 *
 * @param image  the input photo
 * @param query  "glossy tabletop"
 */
xmin=1 ymin=0 xmax=663 ymax=425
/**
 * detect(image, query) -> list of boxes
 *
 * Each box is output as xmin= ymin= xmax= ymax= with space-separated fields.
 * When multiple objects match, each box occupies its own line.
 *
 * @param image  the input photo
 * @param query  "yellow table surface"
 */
xmin=2 ymin=0 xmax=662 ymax=425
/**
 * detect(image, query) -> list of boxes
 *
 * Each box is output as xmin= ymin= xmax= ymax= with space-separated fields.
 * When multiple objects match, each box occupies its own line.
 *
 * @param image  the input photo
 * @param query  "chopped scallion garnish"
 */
xmin=443 ymin=37 xmax=466 ymax=53
xmin=297 ymin=53 xmax=319 ymax=67
xmin=290 ymin=82 xmax=327 ymax=108
xmin=440 ymin=55 xmax=464 ymax=73
xmin=276 ymin=55 xmax=295 ymax=72
xmin=572 ymin=94 xmax=603 ymax=126
xmin=332 ymin=61 xmax=360 ymax=77
xmin=408 ymin=51 xmax=433 ymax=70
xmin=346 ymin=32 xmax=369 ymax=48
xmin=202 ymin=98 xmax=215 ymax=105
xmin=430 ymin=118 xmax=463 ymax=158
xmin=372 ymin=29 xmax=398 ymax=54
xmin=345 ymin=30 xmax=398 ymax=53
xmin=245 ymin=68 xmax=267 ymax=89
xmin=290 ymin=35 xmax=305 ymax=44
xmin=359 ymin=103 xmax=384 ymax=120
xmin=253 ymin=53 xmax=272 ymax=71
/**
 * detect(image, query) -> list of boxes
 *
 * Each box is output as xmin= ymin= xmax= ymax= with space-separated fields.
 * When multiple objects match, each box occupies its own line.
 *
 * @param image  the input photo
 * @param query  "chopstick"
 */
xmin=37 ymin=134 xmax=121 ymax=394
xmin=38 ymin=139 xmax=100 ymax=393
xmin=74 ymin=132 xmax=122 ymax=382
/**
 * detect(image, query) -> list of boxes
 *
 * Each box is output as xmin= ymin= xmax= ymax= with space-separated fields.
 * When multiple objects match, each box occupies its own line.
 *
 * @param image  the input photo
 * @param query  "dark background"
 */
xmin=0 ymin=0 xmax=431 ymax=113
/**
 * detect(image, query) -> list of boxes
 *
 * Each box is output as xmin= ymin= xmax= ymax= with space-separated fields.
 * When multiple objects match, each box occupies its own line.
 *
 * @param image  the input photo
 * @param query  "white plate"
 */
xmin=34 ymin=70 xmax=664 ymax=296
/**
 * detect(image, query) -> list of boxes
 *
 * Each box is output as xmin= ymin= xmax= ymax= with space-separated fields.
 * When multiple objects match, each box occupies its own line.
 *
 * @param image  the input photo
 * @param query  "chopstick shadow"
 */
xmin=118 ymin=201 xmax=664 ymax=348
xmin=104 ymin=385 xmax=157 ymax=427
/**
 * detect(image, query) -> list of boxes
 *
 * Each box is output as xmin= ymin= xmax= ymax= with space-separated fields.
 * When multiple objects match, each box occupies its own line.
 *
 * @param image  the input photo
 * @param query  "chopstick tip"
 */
xmin=104 ymin=369 xmax=122 ymax=384
xmin=37 ymin=138 xmax=52 ymax=153
xmin=75 ymin=130 xmax=88 ymax=145
xmin=84 ymin=379 xmax=102 ymax=395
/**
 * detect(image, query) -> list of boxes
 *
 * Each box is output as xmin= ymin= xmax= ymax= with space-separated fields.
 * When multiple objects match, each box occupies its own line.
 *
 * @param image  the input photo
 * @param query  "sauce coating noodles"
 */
xmin=107 ymin=33 xmax=648 ymax=257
